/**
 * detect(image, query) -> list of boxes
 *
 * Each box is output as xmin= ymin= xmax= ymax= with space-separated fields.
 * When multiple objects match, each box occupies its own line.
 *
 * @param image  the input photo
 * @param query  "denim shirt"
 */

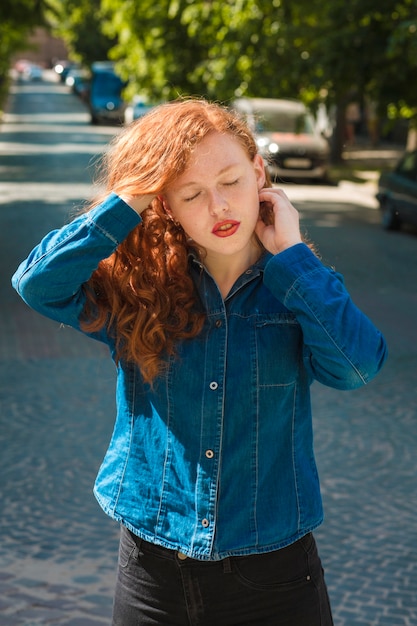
xmin=12 ymin=193 xmax=387 ymax=561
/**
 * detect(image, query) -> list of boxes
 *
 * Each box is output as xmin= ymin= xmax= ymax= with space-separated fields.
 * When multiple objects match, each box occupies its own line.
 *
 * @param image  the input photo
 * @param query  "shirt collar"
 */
xmin=189 ymin=249 xmax=272 ymax=300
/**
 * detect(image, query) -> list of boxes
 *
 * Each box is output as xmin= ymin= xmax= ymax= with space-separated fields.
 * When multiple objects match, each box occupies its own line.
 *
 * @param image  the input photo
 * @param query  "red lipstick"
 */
xmin=212 ymin=220 xmax=240 ymax=238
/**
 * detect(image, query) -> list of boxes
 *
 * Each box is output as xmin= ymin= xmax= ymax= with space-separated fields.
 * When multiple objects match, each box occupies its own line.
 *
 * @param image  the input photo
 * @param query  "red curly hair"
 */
xmin=81 ymin=98 xmax=274 ymax=383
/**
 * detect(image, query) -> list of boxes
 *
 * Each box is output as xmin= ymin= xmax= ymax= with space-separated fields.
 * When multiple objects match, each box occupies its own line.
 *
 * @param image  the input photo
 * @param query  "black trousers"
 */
xmin=112 ymin=525 xmax=334 ymax=626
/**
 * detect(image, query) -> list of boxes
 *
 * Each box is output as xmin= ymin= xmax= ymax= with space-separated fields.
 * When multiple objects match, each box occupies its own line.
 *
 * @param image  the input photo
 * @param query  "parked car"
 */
xmin=15 ymin=60 xmax=43 ymax=81
xmin=54 ymin=61 xmax=80 ymax=83
xmin=376 ymin=150 xmax=417 ymax=230
xmin=65 ymin=67 xmax=91 ymax=100
xmin=231 ymin=97 xmax=329 ymax=181
xmin=88 ymin=62 xmax=126 ymax=125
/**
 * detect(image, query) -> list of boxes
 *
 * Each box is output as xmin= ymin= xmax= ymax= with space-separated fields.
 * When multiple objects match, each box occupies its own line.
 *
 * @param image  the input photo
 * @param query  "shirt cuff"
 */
xmin=263 ymin=243 xmax=326 ymax=302
xmin=86 ymin=192 xmax=142 ymax=245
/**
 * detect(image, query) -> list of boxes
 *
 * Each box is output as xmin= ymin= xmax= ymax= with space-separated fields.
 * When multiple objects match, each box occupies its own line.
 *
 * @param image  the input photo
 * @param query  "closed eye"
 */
xmin=183 ymin=178 xmax=239 ymax=201
xmin=184 ymin=191 xmax=201 ymax=202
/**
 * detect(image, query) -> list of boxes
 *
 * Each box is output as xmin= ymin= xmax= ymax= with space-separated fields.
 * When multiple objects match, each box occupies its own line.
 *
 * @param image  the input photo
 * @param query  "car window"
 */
xmin=396 ymin=152 xmax=417 ymax=182
xmin=255 ymin=110 xmax=315 ymax=134
xmin=92 ymin=73 xmax=124 ymax=97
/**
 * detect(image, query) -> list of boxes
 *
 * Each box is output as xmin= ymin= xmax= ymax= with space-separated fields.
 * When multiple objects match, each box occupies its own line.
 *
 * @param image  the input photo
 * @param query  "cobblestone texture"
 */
xmin=1 ymin=73 xmax=416 ymax=624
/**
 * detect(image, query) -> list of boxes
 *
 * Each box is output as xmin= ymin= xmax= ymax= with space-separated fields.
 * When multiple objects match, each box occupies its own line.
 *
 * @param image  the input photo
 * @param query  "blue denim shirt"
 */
xmin=12 ymin=193 xmax=387 ymax=560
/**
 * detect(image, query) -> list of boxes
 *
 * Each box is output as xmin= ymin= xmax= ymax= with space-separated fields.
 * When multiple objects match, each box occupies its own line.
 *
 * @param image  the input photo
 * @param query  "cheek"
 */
xmin=169 ymin=202 xmax=205 ymax=229
xmin=170 ymin=210 xmax=200 ymax=236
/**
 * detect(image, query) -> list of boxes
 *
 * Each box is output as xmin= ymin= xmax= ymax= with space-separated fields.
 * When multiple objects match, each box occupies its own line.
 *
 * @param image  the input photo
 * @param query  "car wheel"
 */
xmin=381 ymin=200 xmax=401 ymax=231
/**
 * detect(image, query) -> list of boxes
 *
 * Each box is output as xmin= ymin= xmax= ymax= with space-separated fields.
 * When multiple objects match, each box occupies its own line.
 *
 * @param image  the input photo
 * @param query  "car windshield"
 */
xmin=255 ymin=109 xmax=315 ymax=134
xmin=92 ymin=74 xmax=123 ymax=97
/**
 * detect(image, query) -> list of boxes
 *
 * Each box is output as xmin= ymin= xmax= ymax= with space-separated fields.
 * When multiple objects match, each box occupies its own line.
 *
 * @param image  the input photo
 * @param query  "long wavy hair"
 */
xmin=81 ymin=98 xmax=274 ymax=383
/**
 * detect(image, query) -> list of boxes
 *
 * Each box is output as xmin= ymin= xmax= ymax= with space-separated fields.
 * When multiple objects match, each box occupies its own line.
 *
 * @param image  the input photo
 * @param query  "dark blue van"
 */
xmin=88 ymin=62 xmax=126 ymax=125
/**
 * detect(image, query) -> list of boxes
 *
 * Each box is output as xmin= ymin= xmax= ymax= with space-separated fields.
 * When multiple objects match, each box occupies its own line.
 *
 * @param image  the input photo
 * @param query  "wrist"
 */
xmin=118 ymin=193 xmax=155 ymax=215
xmin=275 ymin=237 xmax=303 ymax=254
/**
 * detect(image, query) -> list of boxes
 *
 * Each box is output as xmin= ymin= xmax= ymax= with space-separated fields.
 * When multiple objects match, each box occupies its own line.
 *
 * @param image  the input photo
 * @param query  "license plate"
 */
xmin=284 ymin=158 xmax=312 ymax=169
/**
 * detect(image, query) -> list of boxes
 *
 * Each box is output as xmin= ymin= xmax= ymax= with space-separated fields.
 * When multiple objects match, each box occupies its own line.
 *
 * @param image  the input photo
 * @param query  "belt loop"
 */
xmin=222 ymin=557 xmax=232 ymax=574
xmin=127 ymin=527 xmax=143 ymax=550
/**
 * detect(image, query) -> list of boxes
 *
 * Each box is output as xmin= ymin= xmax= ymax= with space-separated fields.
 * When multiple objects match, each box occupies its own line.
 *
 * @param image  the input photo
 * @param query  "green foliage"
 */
xmin=97 ymin=0 xmax=417 ymax=157
xmin=97 ymin=0 xmax=416 ymax=117
xmin=3 ymin=0 xmax=417 ymax=155
xmin=0 ymin=0 xmax=46 ymax=26
xmin=99 ymin=0 xmax=316 ymax=102
xmin=46 ymin=0 xmax=115 ymax=65
xmin=0 ymin=0 xmax=50 ymax=111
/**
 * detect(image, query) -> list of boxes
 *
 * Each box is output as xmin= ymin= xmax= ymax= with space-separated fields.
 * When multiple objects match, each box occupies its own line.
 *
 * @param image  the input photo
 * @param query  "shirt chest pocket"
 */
xmin=254 ymin=318 xmax=302 ymax=387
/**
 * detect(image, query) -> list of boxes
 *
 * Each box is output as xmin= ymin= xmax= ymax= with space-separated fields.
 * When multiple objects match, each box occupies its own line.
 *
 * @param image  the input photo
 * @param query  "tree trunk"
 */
xmin=406 ymin=124 xmax=417 ymax=151
xmin=330 ymin=101 xmax=346 ymax=163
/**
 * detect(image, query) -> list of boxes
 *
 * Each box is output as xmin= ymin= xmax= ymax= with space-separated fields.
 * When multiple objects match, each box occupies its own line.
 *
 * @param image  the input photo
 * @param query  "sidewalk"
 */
xmin=343 ymin=141 xmax=404 ymax=168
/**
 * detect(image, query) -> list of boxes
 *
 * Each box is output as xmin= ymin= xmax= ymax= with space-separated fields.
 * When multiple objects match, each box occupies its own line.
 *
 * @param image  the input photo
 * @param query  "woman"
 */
xmin=12 ymin=98 xmax=387 ymax=625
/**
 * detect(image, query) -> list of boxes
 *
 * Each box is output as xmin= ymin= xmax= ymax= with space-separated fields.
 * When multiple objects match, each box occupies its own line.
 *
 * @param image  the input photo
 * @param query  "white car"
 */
xmin=232 ymin=97 xmax=330 ymax=182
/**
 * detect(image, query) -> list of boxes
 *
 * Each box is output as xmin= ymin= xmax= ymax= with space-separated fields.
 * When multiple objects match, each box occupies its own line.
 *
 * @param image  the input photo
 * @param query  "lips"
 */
xmin=212 ymin=220 xmax=240 ymax=237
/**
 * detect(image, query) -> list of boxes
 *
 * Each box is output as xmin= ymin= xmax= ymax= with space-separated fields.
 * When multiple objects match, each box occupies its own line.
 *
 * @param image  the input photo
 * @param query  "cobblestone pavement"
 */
xmin=1 ymin=74 xmax=417 ymax=625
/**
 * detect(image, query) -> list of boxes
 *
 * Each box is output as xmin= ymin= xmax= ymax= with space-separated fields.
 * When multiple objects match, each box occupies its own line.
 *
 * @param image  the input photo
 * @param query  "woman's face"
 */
xmin=163 ymin=132 xmax=266 ymax=267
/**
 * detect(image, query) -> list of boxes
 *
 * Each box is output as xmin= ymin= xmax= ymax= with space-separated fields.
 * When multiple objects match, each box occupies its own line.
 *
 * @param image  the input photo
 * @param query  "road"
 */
xmin=1 ymin=72 xmax=416 ymax=626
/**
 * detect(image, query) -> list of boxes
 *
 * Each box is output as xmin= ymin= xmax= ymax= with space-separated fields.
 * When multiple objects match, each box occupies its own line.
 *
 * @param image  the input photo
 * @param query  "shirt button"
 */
xmin=215 ymin=319 xmax=222 ymax=328
xmin=202 ymin=518 xmax=209 ymax=528
xmin=209 ymin=381 xmax=218 ymax=390
xmin=205 ymin=449 xmax=214 ymax=459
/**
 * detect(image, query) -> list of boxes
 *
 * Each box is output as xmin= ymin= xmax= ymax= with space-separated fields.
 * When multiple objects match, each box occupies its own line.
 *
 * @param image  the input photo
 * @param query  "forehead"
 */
xmin=181 ymin=132 xmax=250 ymax=176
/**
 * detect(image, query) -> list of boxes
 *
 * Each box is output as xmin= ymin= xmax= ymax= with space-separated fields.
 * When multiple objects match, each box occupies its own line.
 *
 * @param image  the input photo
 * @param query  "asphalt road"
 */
xmin=1 ymin=71 xmax=416 ymax=625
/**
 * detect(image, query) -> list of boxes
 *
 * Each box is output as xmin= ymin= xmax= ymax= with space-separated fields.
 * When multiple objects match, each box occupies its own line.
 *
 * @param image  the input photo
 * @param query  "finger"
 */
xmin=258 ymin=187 xmax=288 ymax=199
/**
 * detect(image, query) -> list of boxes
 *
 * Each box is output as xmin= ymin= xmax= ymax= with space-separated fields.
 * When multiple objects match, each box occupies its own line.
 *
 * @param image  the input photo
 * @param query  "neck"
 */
xmin=204 ymin=242 xmax=261 ymax=298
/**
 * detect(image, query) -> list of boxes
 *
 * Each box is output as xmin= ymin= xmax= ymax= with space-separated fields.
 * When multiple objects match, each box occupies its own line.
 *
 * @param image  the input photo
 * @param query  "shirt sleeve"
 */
xmin=263 ymin=243 xmax=388 ymax=390
xmin=11 ymin=193 xmax=141 ymax=330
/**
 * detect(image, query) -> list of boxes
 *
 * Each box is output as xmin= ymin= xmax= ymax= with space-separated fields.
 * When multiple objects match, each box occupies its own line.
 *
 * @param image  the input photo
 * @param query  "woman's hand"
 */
xmin=118 ymin=193 xmax=156 ymax=215
xmin=255 ymin=187 xmax=303 ymax=254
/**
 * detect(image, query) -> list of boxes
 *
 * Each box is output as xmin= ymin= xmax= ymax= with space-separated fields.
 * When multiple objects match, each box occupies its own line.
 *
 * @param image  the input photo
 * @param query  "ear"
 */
xmin=158 ymin=194 xmax=172 ymax=215
xmin=158 ymin=195 xmax=180 ymax=226
xmin=253 ymin=153 xmax=266 ymax=190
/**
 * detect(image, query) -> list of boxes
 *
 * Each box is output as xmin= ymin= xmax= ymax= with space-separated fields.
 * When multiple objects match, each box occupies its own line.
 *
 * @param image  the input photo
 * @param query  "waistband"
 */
xmin=124 ymin=526 xmax=313 ymax=567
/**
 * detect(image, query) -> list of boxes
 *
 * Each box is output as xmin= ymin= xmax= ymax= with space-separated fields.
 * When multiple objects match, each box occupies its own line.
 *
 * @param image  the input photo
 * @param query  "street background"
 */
xmin=1 ymin=72 xmax=416 ymax=625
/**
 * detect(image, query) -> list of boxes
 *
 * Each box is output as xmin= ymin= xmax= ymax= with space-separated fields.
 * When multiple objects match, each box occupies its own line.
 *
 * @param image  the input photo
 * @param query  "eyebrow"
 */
xmin=175 ymin=163 xmax=240 ymax=190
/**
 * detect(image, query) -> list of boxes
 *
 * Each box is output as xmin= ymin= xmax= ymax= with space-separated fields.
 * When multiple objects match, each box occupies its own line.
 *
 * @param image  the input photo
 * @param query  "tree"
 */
xmin=100 ymin=0 xmax=312 ymax=103
xmin=100 ymin=0 xmax=417 ymax=158
xmin=290 ymin=0 xmax=417 ymax=158
xmin=42 ymin=0 xmax=417 ymax=159
xmin=0 ymin=0 xmax=49 ymax=109
xmin=46 ymin=0 xmax=115 ymax=66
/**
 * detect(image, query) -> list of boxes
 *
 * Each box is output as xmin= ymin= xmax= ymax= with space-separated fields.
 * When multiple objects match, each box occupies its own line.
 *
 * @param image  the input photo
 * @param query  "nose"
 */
xmin=208 ymin=188 xmax=229 ymax=217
